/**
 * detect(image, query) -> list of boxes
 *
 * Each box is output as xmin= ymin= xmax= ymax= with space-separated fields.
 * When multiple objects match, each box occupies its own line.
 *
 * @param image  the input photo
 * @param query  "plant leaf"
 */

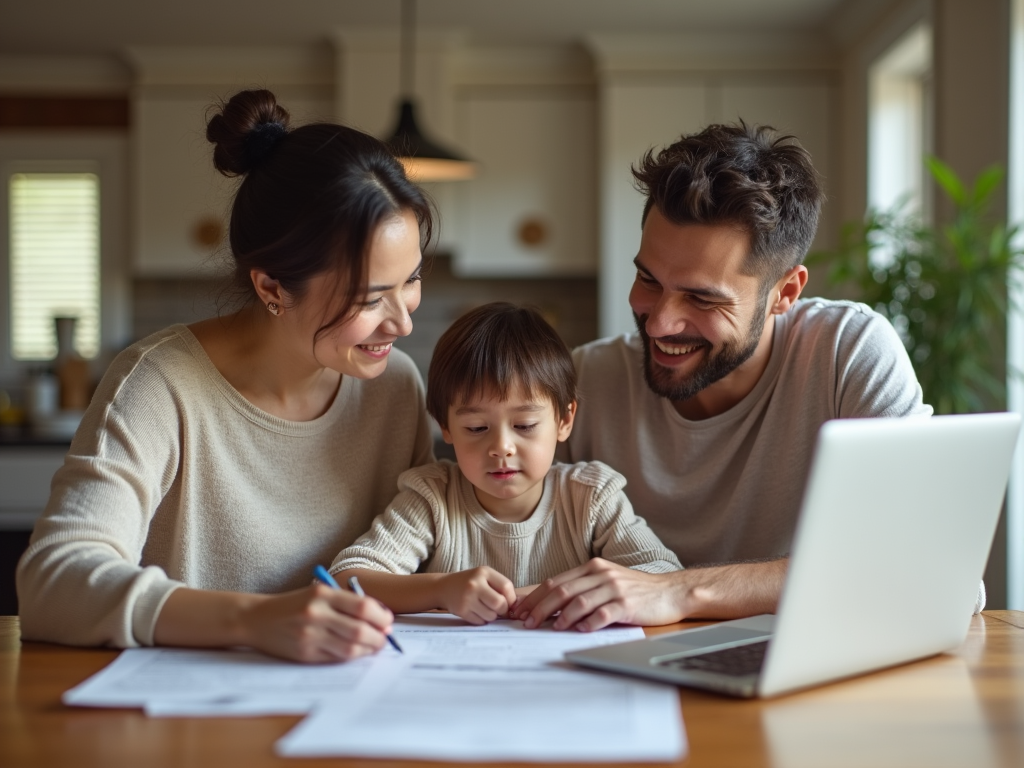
xmin=972 ymin=165 xmax=1005 ymax=207
xmin=926 ymin=156 xmax=967 ymax=207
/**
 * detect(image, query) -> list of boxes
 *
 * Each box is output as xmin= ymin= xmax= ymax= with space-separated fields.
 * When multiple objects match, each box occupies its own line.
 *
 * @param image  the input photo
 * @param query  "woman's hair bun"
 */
xmin=207 ymin=89 xmax=292 ymax=176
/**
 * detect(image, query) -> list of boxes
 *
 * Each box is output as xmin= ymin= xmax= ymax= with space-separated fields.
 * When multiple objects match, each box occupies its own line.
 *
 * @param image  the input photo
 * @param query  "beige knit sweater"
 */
xmin=332 ymin=460 xmax=682 ymax=586
xmin=16 ymin=325 xmax=433 ymax=648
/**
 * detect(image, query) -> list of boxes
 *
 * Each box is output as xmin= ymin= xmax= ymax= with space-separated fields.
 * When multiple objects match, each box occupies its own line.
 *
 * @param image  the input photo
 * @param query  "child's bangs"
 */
xmin=453 ymin=350 xmax=545 ymax=407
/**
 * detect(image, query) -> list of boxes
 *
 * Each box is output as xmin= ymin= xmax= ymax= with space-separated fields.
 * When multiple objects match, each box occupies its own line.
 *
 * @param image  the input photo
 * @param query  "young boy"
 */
xmin=331 ymin=302 xmax=681 ymax=625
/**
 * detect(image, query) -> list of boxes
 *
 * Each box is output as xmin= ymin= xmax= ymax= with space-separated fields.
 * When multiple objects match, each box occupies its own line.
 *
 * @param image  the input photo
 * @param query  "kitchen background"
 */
xmin=0 ymin=0 xmax=1014 ymax=613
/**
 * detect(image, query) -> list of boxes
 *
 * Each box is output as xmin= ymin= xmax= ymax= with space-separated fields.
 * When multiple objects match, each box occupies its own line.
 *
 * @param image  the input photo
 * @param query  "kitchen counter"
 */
xmin=0 ymin=426 xmax=72 ymax=448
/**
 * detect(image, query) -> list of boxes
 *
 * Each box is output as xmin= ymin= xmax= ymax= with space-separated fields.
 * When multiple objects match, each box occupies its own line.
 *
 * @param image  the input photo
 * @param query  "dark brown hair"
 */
xmin=206 ymin=89 xmax=433 ymax=336
xmin=632 ymin=121 xmax=824 ymax=283
xmin=427 ymin=303 xmax=577 ymax=428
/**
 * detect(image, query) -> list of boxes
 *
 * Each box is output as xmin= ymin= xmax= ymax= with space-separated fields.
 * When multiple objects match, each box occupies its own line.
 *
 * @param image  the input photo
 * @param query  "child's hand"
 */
xmin=440 ymin=567 xmax=518 ymax=625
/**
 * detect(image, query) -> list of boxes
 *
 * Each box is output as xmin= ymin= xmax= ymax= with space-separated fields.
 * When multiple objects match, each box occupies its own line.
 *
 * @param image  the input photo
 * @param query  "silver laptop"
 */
xmin=566 ymin=413 xmax=1022 ymax=698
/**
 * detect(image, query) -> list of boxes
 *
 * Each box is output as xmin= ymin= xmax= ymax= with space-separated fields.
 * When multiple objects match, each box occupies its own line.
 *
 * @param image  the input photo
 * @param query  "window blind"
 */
xmin=9 ymin=172 xmax=100 ymax=360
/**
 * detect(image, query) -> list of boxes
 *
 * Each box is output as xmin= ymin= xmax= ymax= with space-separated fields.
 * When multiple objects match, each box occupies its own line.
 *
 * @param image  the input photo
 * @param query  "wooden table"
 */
xmin=2 ymin=612 xmax=1023 ymax=767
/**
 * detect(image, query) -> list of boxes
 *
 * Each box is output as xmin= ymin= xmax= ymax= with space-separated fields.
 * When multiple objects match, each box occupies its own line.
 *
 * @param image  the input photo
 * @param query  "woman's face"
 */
xmin=298 ymin=208 xmax=424 ymax=379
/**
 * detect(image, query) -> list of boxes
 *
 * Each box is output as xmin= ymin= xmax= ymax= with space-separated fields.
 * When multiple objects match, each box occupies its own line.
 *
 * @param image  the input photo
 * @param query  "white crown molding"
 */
xmin=0 ymin=54 xmax=131 ymax=94
xmin=583 ymin=31 xmax=840 ymax=75
xmin=123 ymin=45 xmax=334 ymax=88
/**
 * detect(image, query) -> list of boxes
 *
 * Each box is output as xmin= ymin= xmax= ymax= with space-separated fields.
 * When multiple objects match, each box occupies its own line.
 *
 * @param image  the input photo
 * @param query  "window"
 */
xmin=868 ymin=23 xmax=933 ymax=218
xmin=10 ymin=170 xmax=100 ymax=360
xmin=0 ymin=134 xmax=128 ymax=385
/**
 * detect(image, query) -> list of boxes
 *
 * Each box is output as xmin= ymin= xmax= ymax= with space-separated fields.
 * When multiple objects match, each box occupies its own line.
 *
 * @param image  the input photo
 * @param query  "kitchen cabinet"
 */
xmin=132 ymin=94 xmax=333 ymax=277
xmin=0 ymin=445 xmax=66 ymax=530
xmin=0 ymin=444 xmax=66 ymax=615
xmin=452 ymin=90 xmax=598 ymax=276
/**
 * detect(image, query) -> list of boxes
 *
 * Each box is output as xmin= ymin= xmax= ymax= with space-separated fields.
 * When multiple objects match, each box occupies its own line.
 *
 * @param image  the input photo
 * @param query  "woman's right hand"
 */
xmin=154 ymin=584 xmax=394 ymax=663
xmin=438 ymin=567 xmax=518 ymax=625
xmin=239 ymin=584 xmax=395 ymax=662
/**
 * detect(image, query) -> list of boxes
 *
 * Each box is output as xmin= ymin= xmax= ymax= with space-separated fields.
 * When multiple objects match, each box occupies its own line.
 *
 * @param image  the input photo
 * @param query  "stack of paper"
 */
xmin=64 ymin=615 xmax=687 ymax=762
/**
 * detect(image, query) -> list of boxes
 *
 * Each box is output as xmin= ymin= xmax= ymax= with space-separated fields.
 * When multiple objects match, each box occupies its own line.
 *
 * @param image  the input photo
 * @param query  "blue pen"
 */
xmin=313 ymin=565 xmax=403 ymax=654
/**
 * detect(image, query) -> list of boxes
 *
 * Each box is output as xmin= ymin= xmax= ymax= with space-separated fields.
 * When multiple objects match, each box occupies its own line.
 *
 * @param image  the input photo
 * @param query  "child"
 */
xmin=332 ymin=302 xmax=681 ymax=625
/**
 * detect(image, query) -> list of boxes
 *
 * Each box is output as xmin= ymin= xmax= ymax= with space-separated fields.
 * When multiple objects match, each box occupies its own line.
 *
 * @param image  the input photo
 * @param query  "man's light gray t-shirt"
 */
xmin=561 ymin=299 xmax=932 ymax=566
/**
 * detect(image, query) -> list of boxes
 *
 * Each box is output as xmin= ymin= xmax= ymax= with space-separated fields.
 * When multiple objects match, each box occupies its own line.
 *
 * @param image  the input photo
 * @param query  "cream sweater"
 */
xmin=16 ymin=325 xmax=433 ymax=648
xmin=332 ymin=460 xmax=682 ymax=586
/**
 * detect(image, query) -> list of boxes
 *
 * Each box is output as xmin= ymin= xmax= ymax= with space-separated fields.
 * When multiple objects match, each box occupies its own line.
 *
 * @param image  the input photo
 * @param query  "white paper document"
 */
xmin=276 ymin=615 xmax=686 ymax=762
xmin=62 ymin=614 xmax=686 ymax=762
xmin=62 ymin=645 xmax=402 ymax=715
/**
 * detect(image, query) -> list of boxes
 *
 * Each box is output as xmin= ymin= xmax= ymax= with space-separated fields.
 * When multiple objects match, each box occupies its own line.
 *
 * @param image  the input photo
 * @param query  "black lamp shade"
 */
xmin=385 ymin=99 xmax=476 ymax=181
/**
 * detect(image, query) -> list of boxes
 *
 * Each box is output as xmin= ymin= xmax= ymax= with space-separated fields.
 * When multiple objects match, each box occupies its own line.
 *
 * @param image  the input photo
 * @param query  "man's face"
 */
xmin=628 ymin=209 xmax=770 ymax=405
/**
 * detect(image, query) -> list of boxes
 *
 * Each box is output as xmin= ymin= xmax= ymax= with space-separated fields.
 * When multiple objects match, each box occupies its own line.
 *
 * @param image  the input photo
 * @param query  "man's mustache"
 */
xmin=634 ymin=314 xmax=710 ymax=348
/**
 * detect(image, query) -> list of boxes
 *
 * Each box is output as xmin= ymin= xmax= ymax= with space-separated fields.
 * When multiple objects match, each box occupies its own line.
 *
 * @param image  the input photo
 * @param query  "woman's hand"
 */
xmin=154 ymin=584 xmax=395 ymax=663
xmin=239 ymin=584 xmax=395 ymax=662
xmin=438 ymin=567 xmax=518 ymax=625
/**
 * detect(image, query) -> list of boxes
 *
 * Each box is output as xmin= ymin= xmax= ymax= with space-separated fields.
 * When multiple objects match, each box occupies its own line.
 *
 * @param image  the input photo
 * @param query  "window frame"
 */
xmin=0 ymin=133 xmax=129 ymax=386
xmin=867 ymin=22 xmax=933 ymax=221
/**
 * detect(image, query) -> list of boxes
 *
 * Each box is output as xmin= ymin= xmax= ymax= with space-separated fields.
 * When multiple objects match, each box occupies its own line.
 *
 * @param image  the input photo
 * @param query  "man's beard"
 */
xmin=634 ymin=310 xmax=765 ymax=403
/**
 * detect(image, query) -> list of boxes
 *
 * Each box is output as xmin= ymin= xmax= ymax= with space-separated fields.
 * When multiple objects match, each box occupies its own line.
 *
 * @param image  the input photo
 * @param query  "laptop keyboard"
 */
xmin=656 ymin=640 xmax=769 ymax=677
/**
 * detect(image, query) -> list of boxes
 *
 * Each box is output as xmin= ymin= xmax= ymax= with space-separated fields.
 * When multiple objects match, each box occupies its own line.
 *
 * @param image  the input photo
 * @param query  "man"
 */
xmin=512 ymin=122 xmax=931 ymax=631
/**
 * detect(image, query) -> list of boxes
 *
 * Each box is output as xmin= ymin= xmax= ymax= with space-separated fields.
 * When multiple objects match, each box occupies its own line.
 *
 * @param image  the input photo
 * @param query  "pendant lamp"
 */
xmin=384 ymin=0 xmax=476 ymax=181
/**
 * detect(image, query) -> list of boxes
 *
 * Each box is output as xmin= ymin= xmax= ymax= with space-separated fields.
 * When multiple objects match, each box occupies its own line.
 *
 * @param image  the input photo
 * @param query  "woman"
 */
xmin=16 ymin=89 xmax=434 ymax=662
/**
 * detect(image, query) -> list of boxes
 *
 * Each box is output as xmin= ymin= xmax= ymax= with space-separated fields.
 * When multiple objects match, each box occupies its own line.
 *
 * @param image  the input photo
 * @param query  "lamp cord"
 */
xmin=400 ymin=0 xmax=415 ymax=99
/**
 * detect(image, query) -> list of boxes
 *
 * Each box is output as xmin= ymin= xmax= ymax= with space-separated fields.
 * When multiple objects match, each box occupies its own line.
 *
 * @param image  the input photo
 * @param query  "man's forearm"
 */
xmin=673 ymin=559 xmax=788 ymax=619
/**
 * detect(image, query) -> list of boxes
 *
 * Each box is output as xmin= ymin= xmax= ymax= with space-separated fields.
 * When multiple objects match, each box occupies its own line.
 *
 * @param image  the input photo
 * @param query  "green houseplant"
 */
xmin=809 ymin=158 xmax=1024 ymax=414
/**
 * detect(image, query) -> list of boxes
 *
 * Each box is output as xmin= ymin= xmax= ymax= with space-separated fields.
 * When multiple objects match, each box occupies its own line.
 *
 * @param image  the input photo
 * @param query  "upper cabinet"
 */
xmin=126 ymin=47 xmax=334 ymax=276
xmin=122 ymin=37 xmax=836 ymax=295
xmin=453 ymin=90 xmax=597 ymax=276
xmin=131 ymin=94 xmax=235 ymax=277
xmin=334 ymin=33 xmax=599 ymax=278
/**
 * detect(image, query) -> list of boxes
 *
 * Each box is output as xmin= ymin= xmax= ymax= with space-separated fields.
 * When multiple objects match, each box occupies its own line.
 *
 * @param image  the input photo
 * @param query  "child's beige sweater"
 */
xmin=332 ymin=460 xmax=682 ymax=586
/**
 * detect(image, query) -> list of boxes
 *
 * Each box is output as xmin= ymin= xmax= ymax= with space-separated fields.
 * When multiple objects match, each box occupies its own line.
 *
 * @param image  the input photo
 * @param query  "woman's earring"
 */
xmin=267 ymin=302 xmax=280 ymax=316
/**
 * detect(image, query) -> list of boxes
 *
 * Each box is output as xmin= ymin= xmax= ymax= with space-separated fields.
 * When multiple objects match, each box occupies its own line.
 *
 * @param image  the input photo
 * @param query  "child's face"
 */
xmin=442 ymin=385 xmax=576 ymax=522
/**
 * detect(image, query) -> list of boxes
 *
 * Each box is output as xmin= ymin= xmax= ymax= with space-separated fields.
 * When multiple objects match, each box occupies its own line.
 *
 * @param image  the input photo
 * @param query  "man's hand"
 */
xmin=511 ymin=558 xmax=685 ymax=631
xmin=439 ymin=566 xmax=518 ymax=625
xmin=511 ymin=557 xmax=789 ymax=632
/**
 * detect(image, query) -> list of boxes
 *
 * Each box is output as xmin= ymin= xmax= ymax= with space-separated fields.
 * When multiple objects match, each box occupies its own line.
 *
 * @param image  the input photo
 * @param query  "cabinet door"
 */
xmin=0 ymin=447 xmax=66 ymax=529
xmin=454 ymin=93 xmax=597 ymax=276
xmin=132 ymin=96 xmax=332 ymax=276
